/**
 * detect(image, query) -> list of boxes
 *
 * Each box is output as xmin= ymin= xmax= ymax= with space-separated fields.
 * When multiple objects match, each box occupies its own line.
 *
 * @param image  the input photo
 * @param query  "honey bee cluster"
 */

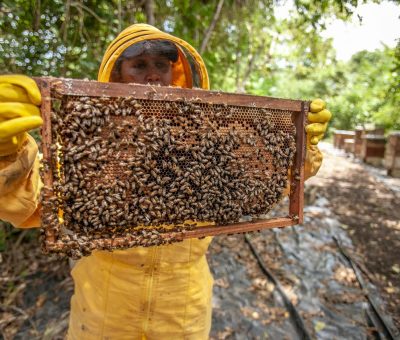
xmin=41 ymin=94 xmax=296 ymax=258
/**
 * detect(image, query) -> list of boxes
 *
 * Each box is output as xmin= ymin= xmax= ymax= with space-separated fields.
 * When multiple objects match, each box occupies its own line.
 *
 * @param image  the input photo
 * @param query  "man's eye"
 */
xmin=133 ymin=63 xmax=146 ymax=69
xmin=156 ymin=62 xmax=168 ymax=69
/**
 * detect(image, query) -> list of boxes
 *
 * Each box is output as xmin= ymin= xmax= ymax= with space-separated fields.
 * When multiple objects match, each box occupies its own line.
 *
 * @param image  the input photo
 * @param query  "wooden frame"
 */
xmin=34 ymin=77 xmax=307 ymax=256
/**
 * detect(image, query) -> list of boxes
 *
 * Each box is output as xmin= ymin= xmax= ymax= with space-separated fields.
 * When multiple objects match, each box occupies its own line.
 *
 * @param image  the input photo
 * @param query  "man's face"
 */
xmin=119 ymin=53 xmax=173 ymax=86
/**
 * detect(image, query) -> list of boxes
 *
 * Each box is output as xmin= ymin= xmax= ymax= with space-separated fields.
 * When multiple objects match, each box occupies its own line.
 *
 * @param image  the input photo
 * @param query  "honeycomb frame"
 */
xmin=35 ymin=77 xmax=307 ymax=258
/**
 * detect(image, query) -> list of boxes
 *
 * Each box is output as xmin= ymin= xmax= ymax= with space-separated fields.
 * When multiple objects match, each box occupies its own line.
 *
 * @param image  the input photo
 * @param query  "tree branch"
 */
xmin=70 ymin=1 xmax=106 ymax=23
xmin=236 ymin=37 xmax=271 ymax=93
xmin=200 ymin=0 xmax=224 ymax=54
xmin=236 ymin=45 xmax=262 ymax=92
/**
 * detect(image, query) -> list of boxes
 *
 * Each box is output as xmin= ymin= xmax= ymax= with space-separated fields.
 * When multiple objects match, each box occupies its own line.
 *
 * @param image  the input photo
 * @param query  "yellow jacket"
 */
xmin=0 ymin=24 xmax=323 ymax=339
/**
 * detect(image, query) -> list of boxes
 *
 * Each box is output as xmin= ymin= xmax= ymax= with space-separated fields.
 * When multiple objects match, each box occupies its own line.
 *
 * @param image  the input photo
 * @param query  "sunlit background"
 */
xmin=1 ymin=0 xmax=399 ymax=133
xmin=1 ymin=1 xmax=400 ymax=339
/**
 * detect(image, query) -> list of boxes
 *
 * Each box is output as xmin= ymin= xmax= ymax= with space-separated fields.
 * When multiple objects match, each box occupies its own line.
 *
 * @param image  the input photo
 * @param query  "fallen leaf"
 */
xmin=314 ymin=321 xmax=326 ymax=332
xmin=217 ymin=327 xmax=233 ymax=340
xmin=391 ymin=264 xmax=400 ymax=274
xmin=36 ymin=293 xmax=47 ymax=308
xmin=214 ymin=278 xmax=230 ymax=289
xmin=333 ymin=264 xmax=357 ymax=285
xmin=385 ymin=287 xmax=396 ymax=294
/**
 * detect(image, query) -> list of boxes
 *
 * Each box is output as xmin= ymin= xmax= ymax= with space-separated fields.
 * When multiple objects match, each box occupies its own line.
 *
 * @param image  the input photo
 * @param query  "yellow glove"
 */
xmin=0 ymin=75 xmax=43 ymax=156
xmin=301 ymin=98 xmax=332 ymax=181
xmin=305 ymin=98 xmax=332 ymax=145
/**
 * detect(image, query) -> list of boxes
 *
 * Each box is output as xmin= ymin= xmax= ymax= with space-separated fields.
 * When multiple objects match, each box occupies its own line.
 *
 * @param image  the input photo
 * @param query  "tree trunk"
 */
xmin=144 ymin=0 xmax=155 ymax=26
xmin=33 ymin=0 xmax=41 ymax=31
xmin=118 ymin=0 xmax=122 ymax=32
xmin=61 ymin=0 xmax=71 ymax=43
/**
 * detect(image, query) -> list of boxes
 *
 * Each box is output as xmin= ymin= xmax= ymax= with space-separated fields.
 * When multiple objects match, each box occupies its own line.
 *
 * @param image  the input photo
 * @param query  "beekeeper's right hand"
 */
xmin=0 ymin=75 xmax=43 ymax=157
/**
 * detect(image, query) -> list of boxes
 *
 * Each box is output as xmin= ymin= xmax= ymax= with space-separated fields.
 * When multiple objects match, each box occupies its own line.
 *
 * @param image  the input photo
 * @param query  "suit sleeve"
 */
xmin=0 ymin=134 xmax=42 ymax=228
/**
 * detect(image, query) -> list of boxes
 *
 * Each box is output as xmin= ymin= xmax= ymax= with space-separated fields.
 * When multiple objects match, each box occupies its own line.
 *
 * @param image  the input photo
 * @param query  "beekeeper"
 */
xmin=0 ymin=24 xmax=331 ymax=339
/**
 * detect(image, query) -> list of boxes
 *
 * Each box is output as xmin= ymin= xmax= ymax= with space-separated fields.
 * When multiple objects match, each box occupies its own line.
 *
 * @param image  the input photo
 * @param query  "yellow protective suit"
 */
xmin=0 ymin=24 xmax=327 ymax=339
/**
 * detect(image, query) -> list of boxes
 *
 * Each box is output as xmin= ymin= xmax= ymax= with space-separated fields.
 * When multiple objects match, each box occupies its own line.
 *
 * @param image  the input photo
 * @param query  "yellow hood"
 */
xmin=98 ymin=24 xmax=209 ymax=89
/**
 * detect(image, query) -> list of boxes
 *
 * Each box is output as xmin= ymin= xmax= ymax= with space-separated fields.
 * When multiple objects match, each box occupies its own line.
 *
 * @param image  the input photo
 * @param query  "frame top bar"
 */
xmin=41 ymin=77 xmax=303 ymax=112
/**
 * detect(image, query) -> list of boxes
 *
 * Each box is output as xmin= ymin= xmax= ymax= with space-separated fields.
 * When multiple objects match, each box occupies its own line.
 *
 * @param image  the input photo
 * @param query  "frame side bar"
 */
xmin=288 ymin=101 xmax=308 ymax=224
xmin=35 ymin=78 xmax=57 ymax=243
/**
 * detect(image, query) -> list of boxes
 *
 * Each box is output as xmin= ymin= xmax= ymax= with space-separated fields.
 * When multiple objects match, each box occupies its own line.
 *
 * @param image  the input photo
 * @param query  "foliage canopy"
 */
xmin=1 ymin=0 xmax=399 ymax=132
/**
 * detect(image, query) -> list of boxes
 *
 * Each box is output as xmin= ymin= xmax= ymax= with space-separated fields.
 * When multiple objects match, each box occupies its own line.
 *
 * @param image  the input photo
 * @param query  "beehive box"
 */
xmin=343 ymin=138 xmax=355 ymax=154
xmin=385 ymin=132 xmax=400 ymax=177
xmin=35 ymin=77 xmax=307 ymax=258
xmin=361 ymin=134 xmax=386 ymax=166
xmin=355 ymin=127 xmax=385 ymax=158
xmin=333 ymin=130 xmax=355 ymax=150
xmin=354 ymin=127 xmax=364 ymax=157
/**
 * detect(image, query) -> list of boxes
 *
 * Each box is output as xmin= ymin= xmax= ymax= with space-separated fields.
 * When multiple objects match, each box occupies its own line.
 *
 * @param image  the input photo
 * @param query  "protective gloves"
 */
xmin=306 ymin=98 xmax=332 ymax=145
xmin=302 ymin=98 xmax=332 ymax=180
xmin=0 ymin=75 xmax=43 ymax=156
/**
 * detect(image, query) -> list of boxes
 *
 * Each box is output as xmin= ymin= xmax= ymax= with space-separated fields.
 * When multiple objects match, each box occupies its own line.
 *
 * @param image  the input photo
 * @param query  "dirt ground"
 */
xmin=307 ymin=143 xmax=400 ymax=329
xmin=0 ymin=142 xmax=399 ymax=339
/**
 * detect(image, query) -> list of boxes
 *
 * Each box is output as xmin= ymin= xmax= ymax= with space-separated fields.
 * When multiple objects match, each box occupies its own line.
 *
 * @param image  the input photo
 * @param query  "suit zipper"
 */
xmin=143 ymin=247 xmax=157 ymax=333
